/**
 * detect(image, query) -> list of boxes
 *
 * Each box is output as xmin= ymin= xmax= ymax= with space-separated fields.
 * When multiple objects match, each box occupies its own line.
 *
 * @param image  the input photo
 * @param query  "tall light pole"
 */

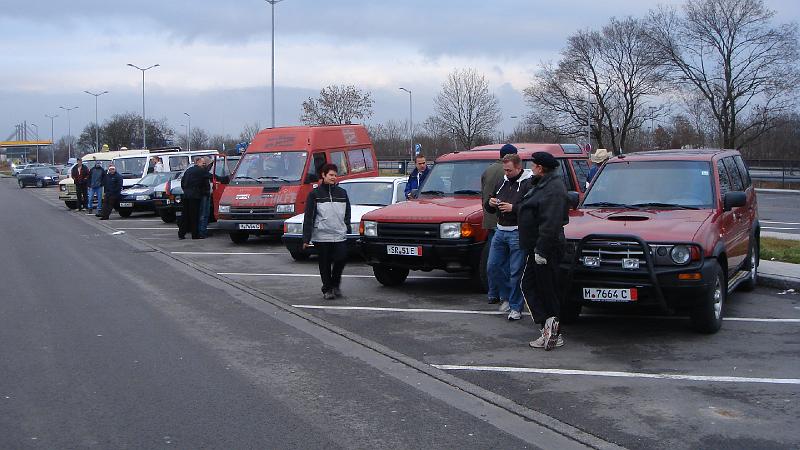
xmin=59 ymin=106 xmax=78 ymax=160
xmin=265 ymin=0 xmax=284 ymax=128
xmin=127 ymin=63 xmax=160 ymax=149
xmin=84 ymin=90 xmax=109 ymax=152
xmin=45 ymin=114 xmax=58 ymax=164
xmin=399 ymin=87 xmax=413 ymax=159
xmin=183 ymin=112 xmax=191 ymax=151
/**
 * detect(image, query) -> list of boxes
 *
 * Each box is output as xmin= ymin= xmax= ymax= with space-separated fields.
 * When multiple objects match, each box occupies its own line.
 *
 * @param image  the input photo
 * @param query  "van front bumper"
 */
xmin=217 ymin=219 xmax=285 ymax=234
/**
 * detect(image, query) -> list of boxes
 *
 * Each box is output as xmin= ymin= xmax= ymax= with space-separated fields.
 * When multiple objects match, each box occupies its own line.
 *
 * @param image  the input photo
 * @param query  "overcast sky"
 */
xmin=2 ymin=0 xmax=798 ymax=144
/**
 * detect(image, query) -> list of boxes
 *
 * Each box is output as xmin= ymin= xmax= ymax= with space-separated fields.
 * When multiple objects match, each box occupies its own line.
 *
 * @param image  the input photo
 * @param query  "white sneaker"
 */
xmin=507 ymin=310 xmax=521 ymax=320
xmin=543 ymin=317 xmax=561 ymax=351
xmin=529 ymin=332 xmax=564 ymax=348
xmin=498 ymin=301 xmax=510 ymax=313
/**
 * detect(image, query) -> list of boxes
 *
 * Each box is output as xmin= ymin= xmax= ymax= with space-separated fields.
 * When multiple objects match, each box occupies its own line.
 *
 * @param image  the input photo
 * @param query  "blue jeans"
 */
xmin=486 ymin=230 xmax=509 ymax=301
xmin=487 ymin=229 xmax=527 ymax=312
xmin=199 ymin=195 xmax=210 ymax=237
xmin=88 ymin=186 xmax=103 ymax=211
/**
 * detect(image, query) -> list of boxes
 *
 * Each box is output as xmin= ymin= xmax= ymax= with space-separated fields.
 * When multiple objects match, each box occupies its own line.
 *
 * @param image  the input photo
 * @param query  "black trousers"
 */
xmin=183 ymin=198 xmax=201 ymax=238
xmin=521 ymin=250 xmax=562 ymax=325
xmin=316 ymin=241 xmax=348 ymax=293
xmin=76 ymin=183 xmax=88 ymax=209
xmin=100 ymin=194 xmax=118 ymax=219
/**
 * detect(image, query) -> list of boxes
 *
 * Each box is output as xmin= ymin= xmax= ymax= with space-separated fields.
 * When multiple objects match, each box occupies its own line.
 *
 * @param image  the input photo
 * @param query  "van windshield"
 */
xmin=233 ymin=151 xmax=307 ymax=183
xmin=112 ymin=157 xmax=147 ymax=179
xmin=418 ymin=160 xmax=493 ymax=196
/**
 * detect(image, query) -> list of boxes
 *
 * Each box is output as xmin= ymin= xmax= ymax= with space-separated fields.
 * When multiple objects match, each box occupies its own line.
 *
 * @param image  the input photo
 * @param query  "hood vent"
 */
xmin=607 ymin=214 xmax=649 ymax=222
xmin=262 ymin=185 xmax=280 ymax=193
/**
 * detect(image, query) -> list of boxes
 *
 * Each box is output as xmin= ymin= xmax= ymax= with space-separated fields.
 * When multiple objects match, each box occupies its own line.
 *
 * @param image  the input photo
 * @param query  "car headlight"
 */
xmin=276 ymin=204 xmax=294 ymax=214
xmin=60 ymin=185 xmax=66 ymax=191
xmin=44 ymin=176 xmax=52 ymax=180
xmin=218 ymin=205 xmax=230 ymax=214
xmin=285 ymin=222 xmax=303 ymax=234
xmin=440 ymin=222 xmax=462 ymax=239
xmin=670 ymin=245 xmax=691 ymax=265
xmin=363 ymin=220 xmax=378 ymax=237
xmin=136 ymin=195 xmax=149 ymax=201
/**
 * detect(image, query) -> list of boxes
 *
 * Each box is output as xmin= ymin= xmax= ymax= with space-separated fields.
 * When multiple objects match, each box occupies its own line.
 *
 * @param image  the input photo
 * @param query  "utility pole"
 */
xmin=127 ymin=63 xmax=160 ymax=149
xmin=84 ymin=90 xmax=109 ymax=152
xmin=399 ymin=87 xmax=413 ymax=159
xmin=265 ymin=0 xmax=285 ymax=128
xmin=59 ymin=106 xmax=79 ymax=160
xmin=183 ymin=112 xmax=191 ymax=151
xmin=45 ymin=114 xmax=57 ymax=164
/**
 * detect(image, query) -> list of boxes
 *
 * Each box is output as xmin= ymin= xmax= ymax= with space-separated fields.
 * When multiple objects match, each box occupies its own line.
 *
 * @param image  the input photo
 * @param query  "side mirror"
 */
xmin=723 ymin=191 xmax=746 ymax=211
xmin=409 ymin=189 xmax=419 ymax=199
xmin=567 ymin=191 xmax=580 ymax=210
xmin=304 ymin=173 xmax=318 ymax=184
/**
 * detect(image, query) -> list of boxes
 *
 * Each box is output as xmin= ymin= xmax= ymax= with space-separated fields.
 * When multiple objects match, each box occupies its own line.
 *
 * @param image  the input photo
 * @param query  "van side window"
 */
xmin=717 ymin=160 xmax=732 ymax=195
xmin=307 ymin=153 xmax=327 ymax=181
xmin=733 ymin=155 xmax=752 ymax=188
xmin=723 ymin=157 xmax=744 ymax=191
xmin=331 ymin=151 xmax=349 ymax=175
xmin=348 ymin=149 xmax=367 ymax=173
xmin=170 ymin=156 xmax=190 ymax=172
xmin=364 ymin=150 xmax=375 ymax=170
xmin=213 ymin=157 xmax=229 ymax=177
xmin=571 ymin=159 xmax=590 ymax=192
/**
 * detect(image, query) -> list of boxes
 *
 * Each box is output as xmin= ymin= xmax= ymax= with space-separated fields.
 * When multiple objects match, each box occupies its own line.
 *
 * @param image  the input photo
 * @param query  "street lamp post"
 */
xmin=84 ymin=90 xmax=109 ymax=152
xmin=59 ymin=106 xmax=79 ymax=160
xmin=183 ymin=112 xmax=191 ymax=151
xmin=265 ymin=0 xmax=284 ymax=128
xmin=45 ymin=114 xmax=58 ymax=164
xmin=127 ymin=63 xmax=160 ymax=149
xmin=398 ymin=87 xmax=413 ymax=159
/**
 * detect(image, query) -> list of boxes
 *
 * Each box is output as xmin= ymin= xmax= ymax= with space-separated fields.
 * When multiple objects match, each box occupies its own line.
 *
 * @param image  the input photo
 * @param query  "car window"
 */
xmin=733 ymin=155 xmax=752 ymax=188
xmin=526 ymin=159 xmax=572 ymax=191
xmin=395 ymin=181 xmax=407 ymax=202
xmin=21 ymin=169 xmax=33 ymax=174
xmin=169 ymin=156 xmax=190 ymax=172
xmin=348 ymin=149 xmax=367 ymax=173
xmin=723 ymin=157 xmax=744 ymax=191
xmin=717 ymin=160 xmax=732 ymax=195
xmin=571 ymin=159 xmax=590 ymax=193
xmin=330 ymin=151 xmax=348 ymax=175
xmin=364 ymin=150 xmax=375 ymax=171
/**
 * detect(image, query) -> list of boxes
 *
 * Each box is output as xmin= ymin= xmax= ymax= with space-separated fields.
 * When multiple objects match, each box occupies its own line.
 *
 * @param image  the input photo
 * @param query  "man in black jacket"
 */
xmin=98 ymin=165 xmax=124 ymax=220
xmin=180 ymin=157 xmax=213 ymax=239
xmin=518 ymin=151 xmax=569 ymax=350
xmin=71 ymin=158 xmax=90 ymax=211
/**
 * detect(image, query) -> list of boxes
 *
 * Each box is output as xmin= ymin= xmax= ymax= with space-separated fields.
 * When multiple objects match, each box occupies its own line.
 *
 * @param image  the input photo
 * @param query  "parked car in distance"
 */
xmin=117 ymin=171 xmax=182 ymax=217
xmin=561 ymin=149 xmax=758 ymax=334
xmin=17 ymin=167 xmax=60 ymax=188
xmin=281 ymin=176 xmax=407 ymax=260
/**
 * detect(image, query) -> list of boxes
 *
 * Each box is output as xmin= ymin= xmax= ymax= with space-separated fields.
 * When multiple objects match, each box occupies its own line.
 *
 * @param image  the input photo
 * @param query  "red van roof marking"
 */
xmin=248 ymin=125 xmax=372 ymax=153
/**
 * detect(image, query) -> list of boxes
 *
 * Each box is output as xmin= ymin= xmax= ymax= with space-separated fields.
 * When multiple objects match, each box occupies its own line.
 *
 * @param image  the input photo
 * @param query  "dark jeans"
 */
xmin=316 ymin=241 xmax=347 ymax=293
xmin=521 ymin=250 xmax=562 ymax=325
xmin=100 ymin=194 xmax=118 ymax=219
xmin=199 ymin=195 xmax=210 ymax=237
xmin=183 ymin=198 xmax=201 ymax=238
xmin=76 ymin=183 xmax=88 ymax=209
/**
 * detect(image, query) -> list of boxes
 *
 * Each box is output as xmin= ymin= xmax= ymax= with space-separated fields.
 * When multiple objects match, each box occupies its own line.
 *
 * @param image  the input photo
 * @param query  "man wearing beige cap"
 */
xmin=586 ymin=148 xmax=611 ymax=188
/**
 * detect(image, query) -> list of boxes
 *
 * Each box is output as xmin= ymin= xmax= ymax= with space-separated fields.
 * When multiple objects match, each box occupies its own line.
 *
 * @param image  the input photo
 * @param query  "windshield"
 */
xmin=583 ymin=160 xmax=714 ymax=209
xmin=341 ymin=181 xmax=395 ymax=206
xmin=233 ymin=151 xmax=307 ymax=183
xmin=418 ymin=160 xmax=492 ymax=196
xmin=134 ymin=172 xmax=175 ymax=187
xmin=112 ymin=157 xmax=147 ymax=179
xmin=35 ymin=168 xmax=58 ymax=176
xmin=226 ymin=157 xmax=240 ymax=174
xmin=86 ymin=160 xmax=112 ymax=171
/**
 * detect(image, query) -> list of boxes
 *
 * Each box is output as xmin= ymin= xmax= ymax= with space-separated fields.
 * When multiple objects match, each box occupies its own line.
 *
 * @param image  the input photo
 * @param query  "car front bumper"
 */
xmin=360 ymin=237 xmax=483 ymax=272
xmin=217 ymin=218 xmax=286 ymax=235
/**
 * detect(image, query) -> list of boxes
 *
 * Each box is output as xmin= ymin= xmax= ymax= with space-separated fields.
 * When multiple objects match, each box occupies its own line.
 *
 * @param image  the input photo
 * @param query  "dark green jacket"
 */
xmin=481 ymin=161 xmax=505 ymax=230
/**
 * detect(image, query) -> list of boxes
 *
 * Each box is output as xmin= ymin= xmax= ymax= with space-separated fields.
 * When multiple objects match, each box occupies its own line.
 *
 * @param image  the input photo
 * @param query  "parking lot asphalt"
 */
xmin=757 ymin=190 xmax=800 ymax=235
xmin=20 ymin=184 xmax=800 ymax=449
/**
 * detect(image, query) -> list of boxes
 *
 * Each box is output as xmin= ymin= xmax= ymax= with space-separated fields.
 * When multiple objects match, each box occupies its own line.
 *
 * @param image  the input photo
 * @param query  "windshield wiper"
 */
xmin=583 ymin=202 xmax=638 ymax=209
xmin=453 ymin=189 xmax=481 ymax=195
xmin=631 ymin=202 xmax=700 ymax=210
xmin=258 ymin=176 xmax=293 ymax=183
xmin=419 ymin=190 xmax=446 ymax=196
xmin=234 ymin=176 xmax=262 ymax=183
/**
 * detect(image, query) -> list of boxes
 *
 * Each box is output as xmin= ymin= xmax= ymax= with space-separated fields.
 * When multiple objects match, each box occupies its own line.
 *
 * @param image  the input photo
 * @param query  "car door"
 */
xmin=722 ymin=157 xmax=750 ymax=271
xmin=715 ymin=159 xmax=739 ymax=278
xmin=211 ymin=156 xmax=229 ymax=220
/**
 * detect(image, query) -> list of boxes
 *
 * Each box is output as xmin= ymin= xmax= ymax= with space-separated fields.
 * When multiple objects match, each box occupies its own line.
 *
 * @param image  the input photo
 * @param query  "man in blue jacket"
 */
xmin=404 ymin=154 xmax=429 ymax=199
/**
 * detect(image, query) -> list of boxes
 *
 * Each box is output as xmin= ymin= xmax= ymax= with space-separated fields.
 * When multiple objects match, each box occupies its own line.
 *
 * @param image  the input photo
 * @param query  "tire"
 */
xmin=36 ymin=180 xmax=44 ymax=188
xmin=472 ymin=242 xmax=490 ymax=293
xmin=289 ymin=249 xmax=310 ymax=261
xmin=373 ymin=265 xmax=409 ymax=287
xmin=740 ymin=238 xmax=759 ymax=292
xmin=18 ymin=180 xmax=24 ymax=189
xmin=229 ymin=231 xmax=250 ymax=244
xmin=65 ymin=201 xmax=77 ymax=210
xmin=690 ymin=261 xmax=726 ymax=334
xmin=159 ymin=211 xmax=176 ymax=223
xmin=118 ymin=208 xmax=133 ymax=218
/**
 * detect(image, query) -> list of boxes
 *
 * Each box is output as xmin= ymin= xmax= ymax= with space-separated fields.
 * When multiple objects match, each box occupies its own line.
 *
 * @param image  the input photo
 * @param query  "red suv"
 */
xmin=359 ymin=143 xmax=589 ymax=290
xmin=562 ymin=149 xmax=759 ymax=333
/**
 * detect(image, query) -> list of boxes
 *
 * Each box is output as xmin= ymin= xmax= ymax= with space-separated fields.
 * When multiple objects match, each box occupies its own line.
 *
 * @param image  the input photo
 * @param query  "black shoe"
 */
xmin=99 ymin=217 xmax=108 ymax=220
xmin=178 ymin=235 xmax=186 ymax=240
xmin=323 ymin=291 xmax=335 ymax=300
xmin=332 ymin=287 xmax=342 ymax=297
xmin=487 ymin=297 xmax=501 ymax=304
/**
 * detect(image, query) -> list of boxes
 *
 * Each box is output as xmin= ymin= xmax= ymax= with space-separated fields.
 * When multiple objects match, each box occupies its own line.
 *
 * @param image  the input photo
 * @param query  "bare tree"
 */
xmin=300 ymin=85 xmax=374 ymax=125
xmin=238 ymin=122 xmax=261 ymax=143
xmin=434 ymin=68 xmax=502 ymax=150
xmin=525 ymin=17 xmax=667 ymax=152
xmin=189 ymin=128 xmax=210 ymax=150
xmin=647 ymin=0 xmax=800 ymax=149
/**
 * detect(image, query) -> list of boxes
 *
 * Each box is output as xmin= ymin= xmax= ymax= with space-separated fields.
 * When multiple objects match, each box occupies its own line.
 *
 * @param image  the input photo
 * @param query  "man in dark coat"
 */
xmin=518 ymin=151 xmax=569 ymax=350
xmin=71 ymin=158 xmax=90 ymax=211
xmin=180 ymin=157 xmax=213 ymax=239
xmin=98 ymin=165 xmax=124 ymax=220
xmin=481 ymin=143 xmax=517 ymax=304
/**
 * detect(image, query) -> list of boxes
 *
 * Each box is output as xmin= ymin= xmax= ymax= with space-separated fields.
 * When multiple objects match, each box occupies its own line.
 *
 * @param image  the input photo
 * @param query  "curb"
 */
xmin=755 ymin=188 xmax=800 ymax=194
xmin=758 ymin=274 xmax=800 ymax=291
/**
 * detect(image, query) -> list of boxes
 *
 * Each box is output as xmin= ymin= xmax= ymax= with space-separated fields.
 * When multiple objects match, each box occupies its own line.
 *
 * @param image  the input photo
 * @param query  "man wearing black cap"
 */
xmin=518 ymin=151 xmax=569 ymax=350
xmin=480 ymin=143 xmax=517 ymax=304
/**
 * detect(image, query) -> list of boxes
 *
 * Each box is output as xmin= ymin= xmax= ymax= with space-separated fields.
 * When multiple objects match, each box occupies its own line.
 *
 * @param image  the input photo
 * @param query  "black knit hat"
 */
xmin=530 ymin=151 xmax=559 ymax=169
xmin=499 ymin=143 xmax=518 ymax=157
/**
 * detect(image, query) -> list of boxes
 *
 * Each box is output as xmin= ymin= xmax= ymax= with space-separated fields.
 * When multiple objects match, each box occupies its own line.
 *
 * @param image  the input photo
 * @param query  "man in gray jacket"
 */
xmin=302 ymin=163 xmax=352 ymax=300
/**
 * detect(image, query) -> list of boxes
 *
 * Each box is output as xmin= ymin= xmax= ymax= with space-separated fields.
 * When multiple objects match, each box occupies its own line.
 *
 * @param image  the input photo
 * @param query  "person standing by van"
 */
xmin=302 ymin=164 xmax=352 ymax=300
xmin=198 ymin=157 xmax=213 ymax=238
xmin=404 ymin=154 xmax=429 ymax=199
xmin=181 ymin=157 xmax=213 ymax=239
xmin=481 ymin=143 xmax=517 ymax=305
xmin=71 ymin=157 xmax=90 ymax=211
xmin=87 ymin=159 xmax=105 ymax=214
xmin=98 ymin=165 xmax=123 ymax=220
xmin=586 ymin=148 xmax=610 ymax=188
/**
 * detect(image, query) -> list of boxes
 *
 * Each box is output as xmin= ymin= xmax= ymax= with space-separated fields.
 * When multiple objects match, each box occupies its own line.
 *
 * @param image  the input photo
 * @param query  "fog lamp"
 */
xmin=622 ymin=258 xmax=640 ymax=270
xmin=583 ymin=256 xmax=601 ymax=268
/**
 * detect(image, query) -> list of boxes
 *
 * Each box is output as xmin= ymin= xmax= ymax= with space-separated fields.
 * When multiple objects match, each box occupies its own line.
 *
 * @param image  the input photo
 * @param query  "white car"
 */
xmin=281 ymin=176 xmax=407 ymax=260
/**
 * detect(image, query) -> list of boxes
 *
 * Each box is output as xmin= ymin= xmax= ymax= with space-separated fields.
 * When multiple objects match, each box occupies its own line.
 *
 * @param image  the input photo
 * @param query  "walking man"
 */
xmin=404 ymin=154 xmax=430 ymax=199
xmin=481 ymin=143 xmax=517 ymax=304
xmin=518 ymin=152 xmax=570 ymax=350
xmin=180 ymin=157 xmax=212 ymax=239
xmin=71 ymin=157 xmax=90 ymax=211
xmin=87 ymin=159 xmax=105 ymax=214
xmin=98 ymin=165 xmax=123 ymax=220
xmin=484 ymin=153 xmax=533 ymax=321
xmin=302 ymin=164 xmax=351 ymax=300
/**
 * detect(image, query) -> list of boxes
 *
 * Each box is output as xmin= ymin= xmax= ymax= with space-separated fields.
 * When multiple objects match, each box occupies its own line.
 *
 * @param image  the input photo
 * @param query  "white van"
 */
xmin=113 ymin=148 xmax=219 ymax=188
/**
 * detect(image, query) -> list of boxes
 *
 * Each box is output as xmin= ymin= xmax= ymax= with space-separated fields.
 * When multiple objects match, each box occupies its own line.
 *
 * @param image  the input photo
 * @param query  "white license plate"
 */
xmin=239 ymin=224 xmax=263 ymax=230
xmin=583 ymin=288 xmax=637 ymax=302
xmin=119 ymin=202 xmax=133 ymax=207
xmin=387 ymin=245 xmax=422 ymax=256
xmin=176 ymin=211 xmax=182 ymax=216
xmin=166 ymin=199 xmax=172 ymax=204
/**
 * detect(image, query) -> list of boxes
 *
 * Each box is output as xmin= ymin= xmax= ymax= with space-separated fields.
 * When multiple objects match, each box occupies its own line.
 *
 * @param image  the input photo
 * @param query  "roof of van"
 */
xmin=248 ymin=124 xmax=372 ymax=153
xmin=79 ymin=149 xmax=148 ymax=161
xmin=607 ymin=149 xmax=739 ymax=162
xmin=439 ymin=143 xmax=588 ymax=162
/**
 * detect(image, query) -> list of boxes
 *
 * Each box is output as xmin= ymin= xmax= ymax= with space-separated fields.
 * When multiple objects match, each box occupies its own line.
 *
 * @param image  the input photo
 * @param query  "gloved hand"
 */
xmin=534 ymin=253 xmax=547 ymax=265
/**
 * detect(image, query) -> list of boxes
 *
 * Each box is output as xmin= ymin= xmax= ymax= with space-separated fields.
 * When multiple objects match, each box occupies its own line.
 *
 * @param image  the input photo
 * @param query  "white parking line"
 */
xmin=762 ymin=226 xmax=800 ymax=231
xmin=291 ymin=305 xmax=800 ymax=323
xmin=219 ymin=272 xmax=471 ymax=280
xmin=431 ymin=364 xmax=800 ymax=385
xmin=174 ymin=252 xmax=286 ymax=255
xmin=762 ymin=221 xmax=800 ymax=225
xmin=114 ymin=227 xmax=177 ymax=230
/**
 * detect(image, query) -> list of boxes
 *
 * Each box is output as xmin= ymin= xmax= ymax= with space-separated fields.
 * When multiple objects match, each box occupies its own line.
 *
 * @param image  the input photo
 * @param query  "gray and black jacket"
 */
xmin=483 ymin=169 xmax=534 ymax=230
xmin=302 ymin=183 xmax=352 ymax=244
xmin=517 ymin=171 xmax=569 ymax=257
